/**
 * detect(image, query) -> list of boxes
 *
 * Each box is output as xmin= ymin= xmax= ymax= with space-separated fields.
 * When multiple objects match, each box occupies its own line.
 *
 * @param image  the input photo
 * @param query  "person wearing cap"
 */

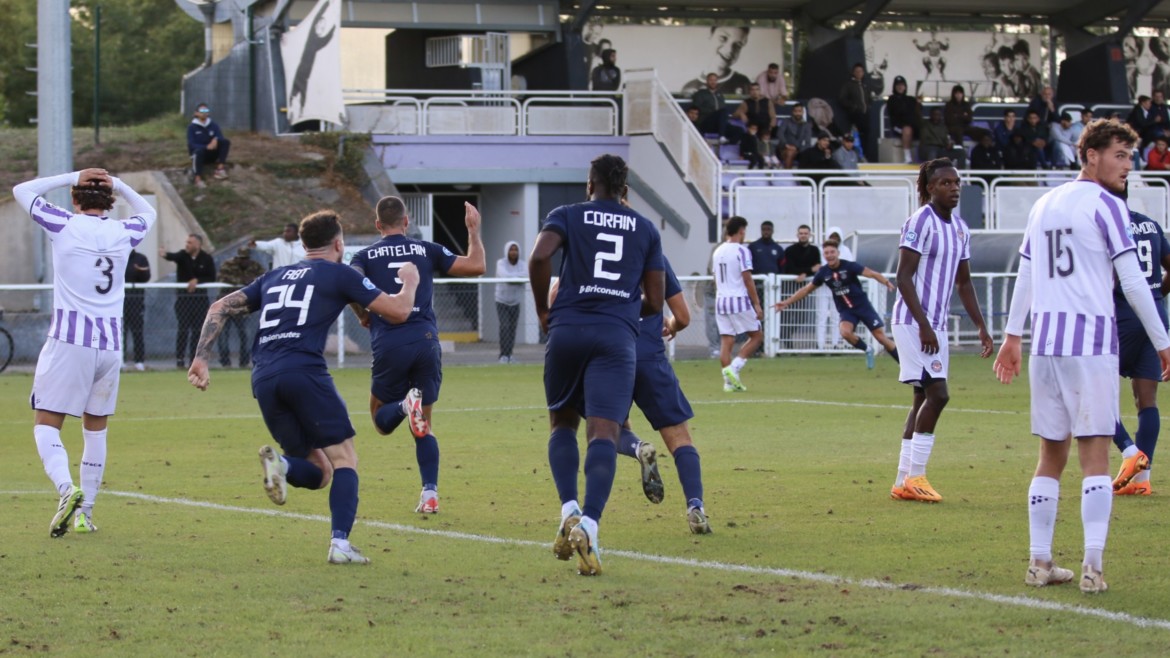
xmin=215 ymin=244 xmax=265 ymax=367
xmin=187 ymin=103 xmax=231 ymax=189
xmin=886 ymin=75 xmax=921 ymax=164
xmin=832 ymin=133 xmax=864 ymax=170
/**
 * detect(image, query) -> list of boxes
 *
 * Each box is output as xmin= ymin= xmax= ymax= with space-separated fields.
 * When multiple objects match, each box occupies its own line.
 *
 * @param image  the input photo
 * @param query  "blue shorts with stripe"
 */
xmin=544 ymin=324 xmax=636 ymax=424
xmin=630 ymin=356 xmax=694 ymax=430
xmin=371 ymin=338 xmax=443 ymax=406
xmin=253 ymin=369 xmax=355 ymax=458
xmin=838 ymin=301 xmax=884 ymax=331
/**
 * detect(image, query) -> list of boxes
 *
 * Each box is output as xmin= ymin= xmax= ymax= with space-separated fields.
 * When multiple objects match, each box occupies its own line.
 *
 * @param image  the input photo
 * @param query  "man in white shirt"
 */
xmin=755 ymin=62 xmax=788 ymax=109
xmin=252 ymin=223 xmax=307 ymax=269
xmin=995 ymin=119 xmax=1170 ymax=594
xmin=13 ymin=168 xmax=158 ymax=537
xmin=712 ymin=216 xmax=763 ymax=392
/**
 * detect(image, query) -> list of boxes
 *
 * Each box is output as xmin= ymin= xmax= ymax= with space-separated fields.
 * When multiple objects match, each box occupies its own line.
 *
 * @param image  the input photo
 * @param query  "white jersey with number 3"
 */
xmin=1019 ymin=180 xmax=1133 ymax=356
xmin=13 ymin=173 xmax=158 ymax=351
xmin=712 ymin=241 xmax=753 ymax=314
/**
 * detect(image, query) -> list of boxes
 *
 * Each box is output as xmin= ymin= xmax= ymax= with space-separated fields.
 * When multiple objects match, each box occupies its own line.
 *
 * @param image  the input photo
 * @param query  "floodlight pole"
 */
xmin=37 ymin=0 xmax=73 ymax=285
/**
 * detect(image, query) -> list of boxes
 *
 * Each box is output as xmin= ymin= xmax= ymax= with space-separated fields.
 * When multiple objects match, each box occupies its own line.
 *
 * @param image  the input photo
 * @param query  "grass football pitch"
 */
xmin=2 ymin=354 xmax=1169 ymax=656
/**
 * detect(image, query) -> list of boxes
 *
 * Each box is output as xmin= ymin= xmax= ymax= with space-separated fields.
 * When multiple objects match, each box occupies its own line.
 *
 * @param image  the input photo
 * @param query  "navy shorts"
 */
xmin=1118 ymin=314 xmax=1167 ymax=381
xmin=839 ymin=302 xmax=884 ymax=331
xmin=545 ymin=324 xmax=636 ymax=424
xmin=371 ymin=338 xmax=443 ymax=406
xmin=252 ymin=370 xmax=355 ymax=458
xmin=631 ymin=357 xmax=694 ymax=430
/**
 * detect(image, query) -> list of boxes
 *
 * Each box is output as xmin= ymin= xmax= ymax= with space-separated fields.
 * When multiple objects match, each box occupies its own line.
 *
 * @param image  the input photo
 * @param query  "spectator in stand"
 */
xmin=1147 ymin=135 xmax=1170 ymax=170
xmin=748 ymin=221 xmax=784 ymax=277
xmin=187 ymin=103 xmax=230 ymax=190
xmin=776 ymin=103 xmax=813 ymax=169
xmin=970 ymin=132 xmax=1005 ymax=172
xmin=1068 ymin=108 xmax=1087 ymax=150
xmin=733 ymin=83 xmax=777 ymax=140
xmin=887 ymin=75 xmax=922 ymax=164
xmin=755 ymin=63 xmax=788 ymax=109
xmin=1081 ymin=107 xmax=1094 ymax=127
xmin=1150 ymin=89 xmax=1170 ymax=142
xmin=1027 ymin=86 xmax=1057 ymax=125
xmin=1049 ymin=112 xmax=1080 ymax=169
xmin=691 ymin=73 xmax=729 ymax=139
xmin=1004 ymin=130 xmax=1038 ymax=170
xmin=252 ymin=223 xmax=307 ymax=269
xmin=832 ymin=133 xmax=864 ymax=170
xmin=216 ymin=246 xmax=266 ymax=368
xmin=778 ymin=224 xmax=821 ymax=349
xmin=686 ymin=106 xmax=702 ymax=132
xmin=1019 ymin=109 xmax=1052 ymax=168
xmin=919 ymin=107 xmax=952 ymax=162
xmin=590 ymin=49 xmax=621 ymax=92
xmin=161 ymin=235 xmax=216 ymax=368
xmin=943 ymin=84 xmax=982 ymax=146
xmin=1127 ymin=95 xmax=1160 ymax=148
xmin=994 ymin=109 xmax=1019 ymax=151
xmin=797 ymin=133 xmax=840 ymax=170
xmin=739 ymin=123 xmax=767 ymax=169
xmin=838 ymin=63 xmax=869 ymax=147
xmin=123 ymin=249 xmax=151 ymax=371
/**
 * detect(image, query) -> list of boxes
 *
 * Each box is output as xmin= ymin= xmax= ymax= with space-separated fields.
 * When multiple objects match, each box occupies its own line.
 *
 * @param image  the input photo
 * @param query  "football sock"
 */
xmin=672 ymin=445 xmax=704 ymax=504
xmin=1136 ymin=407 xmax=1160 ymax=463
xmin=329 ymin=467 xmax=359 ymax=541
xmin=1082 ymin=475 xmax=1112 ymax=572
xmin=1114 ymin=421 xmax=1136 ymax=453
xmin=416 ymin=433 xmax=440 ymax=490
xmin=374 ymin=401 xmax=407 ymax=435
xmin=1134 ymin=468 xmax=1151 ymax=484
xmin=561 ymin=500 xmax=581 ymax=521
xmin=80 ymin=428 xmax=107 ymax=516
xmin=909 ymin=432 xmax=934 ymax=477
xmin=1121 ymin=443 xmax=1139 ymax=460
xmin=285 ymin=456 xmax=324 ymax=489
xmin=1028 ymin=476 xmax=1059 ymax=563
xmin=548 ymin=427 xmax=580 ymax=505
xmin=889 ymin=347 xmax=900 ymax=363
xmin=731 ymin=356 xmax=747 ymax=374
xmin=581 ymin=439 xmax=617 ymax=523
xmin=850 ymin=338 xmax=868 ymax=352
xmin=34 ymin=425 xmax=73 ymax=496
xmin=616 ymin=428 xmax=640 ymax=458
xmin=896 ymin=438 xmax=913 ymax=487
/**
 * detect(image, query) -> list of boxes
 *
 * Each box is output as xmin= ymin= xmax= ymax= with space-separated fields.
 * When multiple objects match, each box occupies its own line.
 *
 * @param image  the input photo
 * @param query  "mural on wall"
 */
xmin=864 ymin=31 xmax=1045 ymax=100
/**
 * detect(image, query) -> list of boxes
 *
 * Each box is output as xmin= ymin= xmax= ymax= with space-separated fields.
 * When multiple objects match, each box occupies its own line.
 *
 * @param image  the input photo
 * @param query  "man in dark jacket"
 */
xmin=779 ymin=224 xmax=821 ymax=348
xmin=887 ymin=75 xmax=921 ymax=164
xmin=187 ymin=103 xmax=231 ymax=189
xmin=123 ymin=249 xmax=151 ymax=371
xmin=591 ymin=49 xmax=621 ymax=92
xmin=216 ymin=246 xmax=266 ymax=367
xmin=691 ymin=73 xmax=729 ymax=138
xmin=162 ymin=235 xmax=217 ymax=368
xmin=838 ymin=63 xmax=869 ymax=146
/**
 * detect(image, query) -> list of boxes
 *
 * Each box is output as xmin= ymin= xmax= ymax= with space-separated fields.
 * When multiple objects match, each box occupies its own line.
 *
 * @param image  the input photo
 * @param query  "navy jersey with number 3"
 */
xmin=543 ymin=199 xmax=664 ymax=333
xmin=1115 ymin=210 xmax=1170 ymax=324
xmin=242 ymin=260 xmax=381 ymax=380
xmin=350 ymin=234 xmax=457 ymax=349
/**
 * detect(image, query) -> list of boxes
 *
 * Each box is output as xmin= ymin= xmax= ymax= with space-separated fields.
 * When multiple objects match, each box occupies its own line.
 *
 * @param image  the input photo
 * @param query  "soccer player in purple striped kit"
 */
xmin=188 ymin=211 xmax=420 ymax=565
xmin=15 ymin=168 xmax=157 ymax=537
xmin=890 ymin=159 xmax=994 ymax=504
xmin=996 ymin=119 xmax=1170 ymax=592
xmin=529 ymin=154 xmax=666 ymax=575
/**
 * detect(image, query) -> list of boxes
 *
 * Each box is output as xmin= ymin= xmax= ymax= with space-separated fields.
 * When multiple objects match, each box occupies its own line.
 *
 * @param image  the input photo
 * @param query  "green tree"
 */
xmin=0 ymin=1 xmax=38 ymax=126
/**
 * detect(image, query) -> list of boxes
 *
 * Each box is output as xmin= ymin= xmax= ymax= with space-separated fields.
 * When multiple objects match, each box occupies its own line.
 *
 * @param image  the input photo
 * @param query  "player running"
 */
xmin=14 ymin=168 xmax=157 ymax=537
xmin=1110 ymin=186 xmax=1170 ymax=496
xmin=712 ymin=216 xmax=763 ymax=392
xmin=350 ymin=196 xmax=484 ymax=515
xmin=995 ymin=119 xmax=1170 ymax=593
xmin=890 ymin=158 xmax=994 ymax=503
xmin=774 ymin=239 xmax=899 ymax=369
xmin=530 ymin=154 xmax=665 ymax=575
xmin=188 ymin=211 xmax=420 ymax=565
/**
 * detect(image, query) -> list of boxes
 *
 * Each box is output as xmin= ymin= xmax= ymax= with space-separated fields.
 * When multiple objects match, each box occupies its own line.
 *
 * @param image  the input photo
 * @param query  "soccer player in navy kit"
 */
xmin=529 ymin=154 xmax=666 ymax=575
xmin=1111 ymin=194 xmax=1170 ymax=496
xmin=187 ymin=211 xmax=420 ymax=565
xmin=350 ymin=196 xmax=485 ymax=514
xmin=774 ymin=240 xmax=900 ymax=369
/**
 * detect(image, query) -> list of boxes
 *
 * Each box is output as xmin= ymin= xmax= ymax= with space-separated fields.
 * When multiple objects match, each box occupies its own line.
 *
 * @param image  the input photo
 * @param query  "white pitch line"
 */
xmin=4 ymin=488 xmax=1169 ymax=631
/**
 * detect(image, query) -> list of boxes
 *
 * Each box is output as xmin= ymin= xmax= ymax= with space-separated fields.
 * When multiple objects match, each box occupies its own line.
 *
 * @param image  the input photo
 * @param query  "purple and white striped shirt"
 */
xmin=13 ymin=172 xmax=157 ymax=352
xmin=892 ymin=205 xmax=971 ymax=331
xmin=713 ymin=241 xmax=755 ymax=314
xmin=1019 ymin=181 xmax=1134 ymax=356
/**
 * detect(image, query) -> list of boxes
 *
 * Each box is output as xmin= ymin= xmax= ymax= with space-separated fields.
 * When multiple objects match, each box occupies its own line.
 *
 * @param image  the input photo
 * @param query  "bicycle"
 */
xmin=0 ymin=310 xmax=13 ymax=373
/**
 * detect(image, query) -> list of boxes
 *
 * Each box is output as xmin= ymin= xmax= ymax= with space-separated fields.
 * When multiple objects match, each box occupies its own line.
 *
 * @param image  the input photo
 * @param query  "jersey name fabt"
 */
xmin=350 ymin=234 xmax=457 ymax=349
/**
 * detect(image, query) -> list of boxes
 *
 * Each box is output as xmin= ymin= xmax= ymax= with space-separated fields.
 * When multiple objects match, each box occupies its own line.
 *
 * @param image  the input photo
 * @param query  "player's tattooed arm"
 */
xmin=194 ymin=291 xmax=249 ymax=361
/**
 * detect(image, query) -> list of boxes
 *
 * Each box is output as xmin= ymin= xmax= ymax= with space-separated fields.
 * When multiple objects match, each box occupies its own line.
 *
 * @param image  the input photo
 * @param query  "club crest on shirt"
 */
xmin=930 ymin=359 xmax=943 ymax=373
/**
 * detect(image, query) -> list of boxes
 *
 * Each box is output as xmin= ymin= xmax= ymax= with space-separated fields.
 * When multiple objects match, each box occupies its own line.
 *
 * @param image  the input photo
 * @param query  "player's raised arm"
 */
xmin=188 ymin=290 xmax=253 ymax=390
xmin=447 ymin=202 xmax=486 ymax=276
xmin=366 ymin=262 xmax=420 ymax=324
xmin=529 ymin=230 xmax=563 ymax=332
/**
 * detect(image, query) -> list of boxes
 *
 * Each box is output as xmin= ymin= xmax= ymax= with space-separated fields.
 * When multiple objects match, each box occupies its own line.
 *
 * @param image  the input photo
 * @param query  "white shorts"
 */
xmin=30 ymin=339 xmax=122 ymax=417
xmin=1028 ymin=354 xmax=1119 ymax=441
xmin=893 ymin=324 xmax=950 ymax=384
xmin=717 ymin=310 xmax=761 ymax=336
